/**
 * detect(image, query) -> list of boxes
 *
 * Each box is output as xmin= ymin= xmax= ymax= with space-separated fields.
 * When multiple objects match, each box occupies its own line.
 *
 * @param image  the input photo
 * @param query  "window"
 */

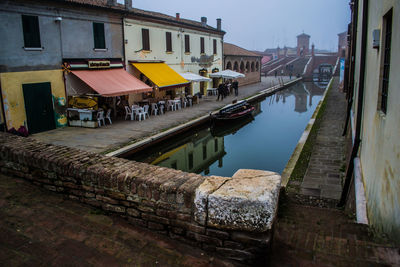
xmin=22 ymin=15 xmax=41 ymax=48
xmin=142 ymin=28 xmax=150 ymax=51
xmin=200 ymin=37 xmax=205 ymax=54
xmin=93 ymin=22 xmax=105 ymax=49
xmin=188 ymin=152 xmax=193 ymax=170
xmin=184 ymin=34 xmax=190 ymax=53
xmin=202 ymin=144 xmax=207 ymax=160
xmin=166 ymin=31 xmax=172 ymax=52
xmin=379 ymin=9 xmax=392 ymax=114
xmin=213 ymin=39 xmax=217 ymax=55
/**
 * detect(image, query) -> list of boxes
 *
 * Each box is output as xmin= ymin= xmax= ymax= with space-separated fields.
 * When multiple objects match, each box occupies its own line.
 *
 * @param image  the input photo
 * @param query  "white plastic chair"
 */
xmin=174 ymin=99 xmax=181 ymax=110
xmin=124 ymin=106 xmax=133 ymax=120
xmin=135 ymin=107 xmax=146 ymax=121
xmin=105 ymin=109 xmax=112 ymax=124
xmin=132 ymin=105 xmax=139 ymax=120
xmin=151 ymin=103 xmax=158 ymax=116
xmin=143 ymin=105 xmax=150 ymax=119
xmin=97 ymin=110 xmax=105 ymax=126
xmin=167 ymin=100 xmax=175 ymax=111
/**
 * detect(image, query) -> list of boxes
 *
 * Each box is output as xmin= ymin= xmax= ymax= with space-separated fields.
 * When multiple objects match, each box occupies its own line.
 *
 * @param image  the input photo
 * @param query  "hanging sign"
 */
xmin=88 ymin=60 xmax=110 ymax=69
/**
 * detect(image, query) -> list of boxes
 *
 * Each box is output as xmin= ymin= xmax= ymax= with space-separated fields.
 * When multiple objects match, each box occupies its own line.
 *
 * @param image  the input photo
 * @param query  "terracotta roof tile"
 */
xmin=224 ymin=43 xmax=261 ymax=57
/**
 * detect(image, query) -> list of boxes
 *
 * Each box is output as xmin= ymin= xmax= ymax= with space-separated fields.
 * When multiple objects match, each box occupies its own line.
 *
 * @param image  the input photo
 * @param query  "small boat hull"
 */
xmin=212 ymin=100 xmax=255 ymax=123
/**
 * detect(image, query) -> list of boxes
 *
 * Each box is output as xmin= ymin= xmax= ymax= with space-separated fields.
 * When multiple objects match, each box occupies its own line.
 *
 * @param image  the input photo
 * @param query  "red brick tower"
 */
xmin=297 ymin=33 xmax=310 ymax=57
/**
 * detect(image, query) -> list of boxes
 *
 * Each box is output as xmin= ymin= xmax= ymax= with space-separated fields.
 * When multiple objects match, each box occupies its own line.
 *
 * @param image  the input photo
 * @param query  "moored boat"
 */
xmin=212 ymin=100 xmax=255 ymax=122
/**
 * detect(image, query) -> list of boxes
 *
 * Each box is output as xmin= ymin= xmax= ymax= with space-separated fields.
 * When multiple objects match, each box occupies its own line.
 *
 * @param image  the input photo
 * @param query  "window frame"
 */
xmin=22 ymin=15 xmax=41 ymax=48
xmin=184 ymin=34 xmax=190 ymax=53
xmin=378 ymin=8 xmax=393 ymax=114
xmin=165 ymin=31 xmax=172 ymax=52
xmin=93 ymin=22 xmax=106 ymax=50
xmin=200 ymin=37 xmax=205 ymax=54
xmin=213 ymin=39 xmax=217 ymax=55
xmin=142 ymin=28 xmax=150 ymax=51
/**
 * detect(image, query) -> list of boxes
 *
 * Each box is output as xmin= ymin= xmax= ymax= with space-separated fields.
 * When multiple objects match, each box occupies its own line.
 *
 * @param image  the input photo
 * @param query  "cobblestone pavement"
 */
xmin=32 ymin=76 xmax=291 ymax=154
xmin=0 ymin=174 xmax=233 ymax=267
xmin=300 ymin=77 xmax=347 ymax=200
xmin=270 ymin=197 xmax=400 ymax=266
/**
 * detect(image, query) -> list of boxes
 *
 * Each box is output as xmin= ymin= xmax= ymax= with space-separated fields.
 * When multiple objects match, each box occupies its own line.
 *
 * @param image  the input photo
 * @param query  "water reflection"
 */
xmin=127 ymin=82 xmax=326 ymax=177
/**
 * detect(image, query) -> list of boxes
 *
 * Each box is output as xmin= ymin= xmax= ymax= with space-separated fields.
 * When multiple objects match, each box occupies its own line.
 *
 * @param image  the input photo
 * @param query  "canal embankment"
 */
xmin=32 ymin=76 xmax=295 ymax=154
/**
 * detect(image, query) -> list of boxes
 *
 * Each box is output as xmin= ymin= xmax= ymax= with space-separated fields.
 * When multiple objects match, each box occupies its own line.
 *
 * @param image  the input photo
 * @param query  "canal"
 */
xmin=126 ymin=82 xmax=326 ymax=177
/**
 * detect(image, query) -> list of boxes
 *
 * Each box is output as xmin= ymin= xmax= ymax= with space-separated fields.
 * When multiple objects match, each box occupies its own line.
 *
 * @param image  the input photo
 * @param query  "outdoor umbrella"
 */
xmin=179 ymin=72 xmax=212 ymax=82
xmin=209 ymin=70 xmax=245 ymax=79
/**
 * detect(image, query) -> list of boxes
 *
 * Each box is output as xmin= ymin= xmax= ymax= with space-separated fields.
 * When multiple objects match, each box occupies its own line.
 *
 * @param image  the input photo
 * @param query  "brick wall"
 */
xmin=0 ymin=132 xmax=280 ymax=265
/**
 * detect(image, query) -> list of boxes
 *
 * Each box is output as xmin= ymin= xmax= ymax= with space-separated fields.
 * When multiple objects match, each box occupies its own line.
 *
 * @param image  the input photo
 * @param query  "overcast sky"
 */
xmin=131 ymin=0 xmax=351 ymax=52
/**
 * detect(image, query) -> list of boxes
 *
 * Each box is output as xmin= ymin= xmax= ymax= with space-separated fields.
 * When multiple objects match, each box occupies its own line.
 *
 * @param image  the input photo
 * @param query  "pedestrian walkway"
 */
xmin=32 ymin=76 xmax=292 ymax=154
xmin=300 ymin=77 xmax=347 ymax=200
xmin=271 ymin=77 xmax=399 ymax=266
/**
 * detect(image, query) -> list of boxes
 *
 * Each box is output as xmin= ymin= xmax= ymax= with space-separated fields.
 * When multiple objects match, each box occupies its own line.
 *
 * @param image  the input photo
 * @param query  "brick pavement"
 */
xmin=300 ymin=77 xmax=347 ymax=200
xmin=0 ymin=174 xmax=234 ymax=266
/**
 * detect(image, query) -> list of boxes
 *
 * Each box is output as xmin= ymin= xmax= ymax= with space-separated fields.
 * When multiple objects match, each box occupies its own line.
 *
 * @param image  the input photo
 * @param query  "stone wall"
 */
xmin=0 ymin=132 xmax=281 ymax=265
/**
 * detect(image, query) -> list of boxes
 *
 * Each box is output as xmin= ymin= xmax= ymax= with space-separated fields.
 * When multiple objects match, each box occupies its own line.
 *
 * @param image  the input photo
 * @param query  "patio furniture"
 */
xmin=143 ymin=105 xmax=150 ymax=118
xmin=124 ymin=106 xmax=133 ymax=120
xmin=167 ymin=100 xmax=176 ymax=111
xmin=97 ymin=110 xmax=105 ymax=126
xmin=135 ymin=107 xmax=146 ymax=121
xmin=132 ymin=104 xmax=140 ymax=120
xmin=105 ymin=109 xmax=112 ymax=124
xmin=151 ymin=103 xmax=159 ymax=115
xmin=173 ymin=99 xmax=181 ymax=110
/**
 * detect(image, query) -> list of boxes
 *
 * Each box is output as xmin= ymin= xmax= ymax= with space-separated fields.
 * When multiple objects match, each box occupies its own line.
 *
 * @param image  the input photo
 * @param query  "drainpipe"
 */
xmin=342 ymin=0 xmax=359 ymax=136
xmin=338 ymin=0 xmax=368 ymax=207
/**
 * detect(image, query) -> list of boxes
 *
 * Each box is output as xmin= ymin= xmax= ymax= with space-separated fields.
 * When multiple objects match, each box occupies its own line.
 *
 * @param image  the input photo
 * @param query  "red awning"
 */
xmin=71 ymin=69 xmax=153 ymax=97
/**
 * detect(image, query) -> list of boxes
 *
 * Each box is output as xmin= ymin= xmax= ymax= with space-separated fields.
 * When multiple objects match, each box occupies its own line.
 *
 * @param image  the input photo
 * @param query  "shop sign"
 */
xmin=88 ymin=60 xmax=110 ymax=69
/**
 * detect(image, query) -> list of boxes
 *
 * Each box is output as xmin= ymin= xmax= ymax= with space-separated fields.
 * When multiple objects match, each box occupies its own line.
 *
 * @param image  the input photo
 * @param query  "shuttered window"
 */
xmin=200 ymin=37 xmax=205 ymax=54
xmin=166 ymin=31 xmax=172 ymax=52
xmin=213 ymin=39 xmax=217 ymax=55
xmin=142 ymin=28 xmax=150 ymax=51
xmin=93 ymin=22 xmax=105 ymax=49
xmin=22 ymin=15 xmax=41 ymax=48
xmin=380 ymin=9 xmax=392 ymax=114
xmin=184 ymin=34 xmax=190 ymax=53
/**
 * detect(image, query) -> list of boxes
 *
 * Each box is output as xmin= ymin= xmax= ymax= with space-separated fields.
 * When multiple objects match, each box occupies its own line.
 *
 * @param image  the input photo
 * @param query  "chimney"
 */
xmin=176 ymin=13 xmax=180 ymax=20
xmin=216 ymin=18 xmax=221 ymax=31
xmin=107 ymin=0 xmax=116 ymax=6
xmin=125 ymin=0 xmax=132 ymax=10
xmin=201 ymin=17 xmax=207 ymax=27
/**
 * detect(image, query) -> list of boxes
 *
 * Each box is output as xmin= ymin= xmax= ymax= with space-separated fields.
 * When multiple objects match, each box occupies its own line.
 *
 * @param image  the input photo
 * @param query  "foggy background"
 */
xmin=127 ymin=0 xmax=351 ymax=52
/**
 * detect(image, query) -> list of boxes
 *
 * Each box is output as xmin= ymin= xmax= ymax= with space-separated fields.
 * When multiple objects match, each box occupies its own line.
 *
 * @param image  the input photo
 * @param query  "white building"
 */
xmin=124 ymin=10 xmax=225 ymax=102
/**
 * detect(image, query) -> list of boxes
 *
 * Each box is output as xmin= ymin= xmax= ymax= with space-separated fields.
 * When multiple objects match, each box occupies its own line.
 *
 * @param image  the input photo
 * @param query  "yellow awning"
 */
xmin=131 ymin=62 xmax=189 ymax=88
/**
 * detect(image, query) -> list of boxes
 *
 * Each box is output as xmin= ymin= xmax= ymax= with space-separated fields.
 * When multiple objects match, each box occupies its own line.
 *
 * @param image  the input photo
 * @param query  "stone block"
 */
xmin=194 ymin=176 xmax=231 ymax=225
xmin=103 ymin=203 xmax=126 ymax=213
xmin=142 ymin=213 xmax=170 ymax=225
xmin=206 ymin=228 xmax=230 ymax=240
xmin=127 ymin=208 xmax=140 ymax=217
xmin=186 ymin=231 xmax=222 ymax=246
xmin=202 ymin=169 xmax=281 ymax=232
xmin=148 ymin=222 xmax=164 ymax=230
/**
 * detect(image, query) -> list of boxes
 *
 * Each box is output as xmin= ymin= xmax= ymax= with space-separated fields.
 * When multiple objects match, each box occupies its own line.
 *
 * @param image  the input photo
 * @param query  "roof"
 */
xmin=297 ymin=33 xmax=310 ymax=38
xmin=338 ymin=31 xmax=347 ymax=36
xmin=224 ymin=43 xmax=261 ymax=57
xmin=62 ymin=0 xmax=224 ymax=34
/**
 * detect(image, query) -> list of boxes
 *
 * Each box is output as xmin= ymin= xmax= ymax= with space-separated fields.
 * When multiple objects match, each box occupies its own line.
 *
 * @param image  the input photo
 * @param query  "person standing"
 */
xmin=217 ymin=83 xmax=225 ymax=101
xmin=232 ymin=79 xmax=239 ymax=96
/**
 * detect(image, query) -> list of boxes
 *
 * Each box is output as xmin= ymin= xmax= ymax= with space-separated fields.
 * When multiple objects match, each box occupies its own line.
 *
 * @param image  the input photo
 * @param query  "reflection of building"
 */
xmin=275 ymin=82 xmax=325 ymax=113
xmin=149 ymin=128 xmax=225 ymax=174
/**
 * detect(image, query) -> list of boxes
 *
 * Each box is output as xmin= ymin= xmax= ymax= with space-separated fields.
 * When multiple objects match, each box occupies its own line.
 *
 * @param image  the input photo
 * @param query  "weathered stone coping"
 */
xmin=107 ymin=77 xmax=302 ymax=158
xmin=281 ymin=77 xmax=334 ymax=187
xmin=0 ymin=132 xmax=281 ymax=265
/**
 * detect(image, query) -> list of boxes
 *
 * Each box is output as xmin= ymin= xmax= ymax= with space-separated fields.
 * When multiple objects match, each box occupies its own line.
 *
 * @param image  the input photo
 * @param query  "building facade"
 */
xmin=0 ymin=0 xmax=126 ymax=133
xmin=223 ymin=43 xmax=262 ymax=86
xmin=124 ymin=11 xmax=225 ymax=100
xmin=342 ymin=0 xmax=400 ymax=242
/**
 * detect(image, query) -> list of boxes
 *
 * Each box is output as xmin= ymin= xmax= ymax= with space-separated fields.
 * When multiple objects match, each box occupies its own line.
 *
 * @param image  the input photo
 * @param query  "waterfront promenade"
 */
xmin=33 ymin=76 xmax=291 ymax=154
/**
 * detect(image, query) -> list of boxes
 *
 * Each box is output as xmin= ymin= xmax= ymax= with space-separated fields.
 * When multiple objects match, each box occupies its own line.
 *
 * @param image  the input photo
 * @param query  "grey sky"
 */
xmin=131 ymin=0 xmax=351 ymax=52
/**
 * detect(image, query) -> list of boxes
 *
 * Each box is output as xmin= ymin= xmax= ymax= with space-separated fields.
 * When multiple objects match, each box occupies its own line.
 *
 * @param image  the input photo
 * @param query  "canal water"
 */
xmin=126 ymin=82 xmax=326 ymax=177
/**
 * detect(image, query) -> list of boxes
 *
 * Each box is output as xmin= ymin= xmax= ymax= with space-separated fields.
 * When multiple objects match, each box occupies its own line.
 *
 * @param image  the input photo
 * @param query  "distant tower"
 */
xmin=311 ymin=43 xmax=315 ymax=56
xmin=337 ymin=31 xmax=347 ymax=58
xmin=277 ymin=46 xmax=281 ymax=59
xmin=284 ymin=46 xmax=288 ymax=57
xmin=297 ymin=33 xmax=310 ymax=57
